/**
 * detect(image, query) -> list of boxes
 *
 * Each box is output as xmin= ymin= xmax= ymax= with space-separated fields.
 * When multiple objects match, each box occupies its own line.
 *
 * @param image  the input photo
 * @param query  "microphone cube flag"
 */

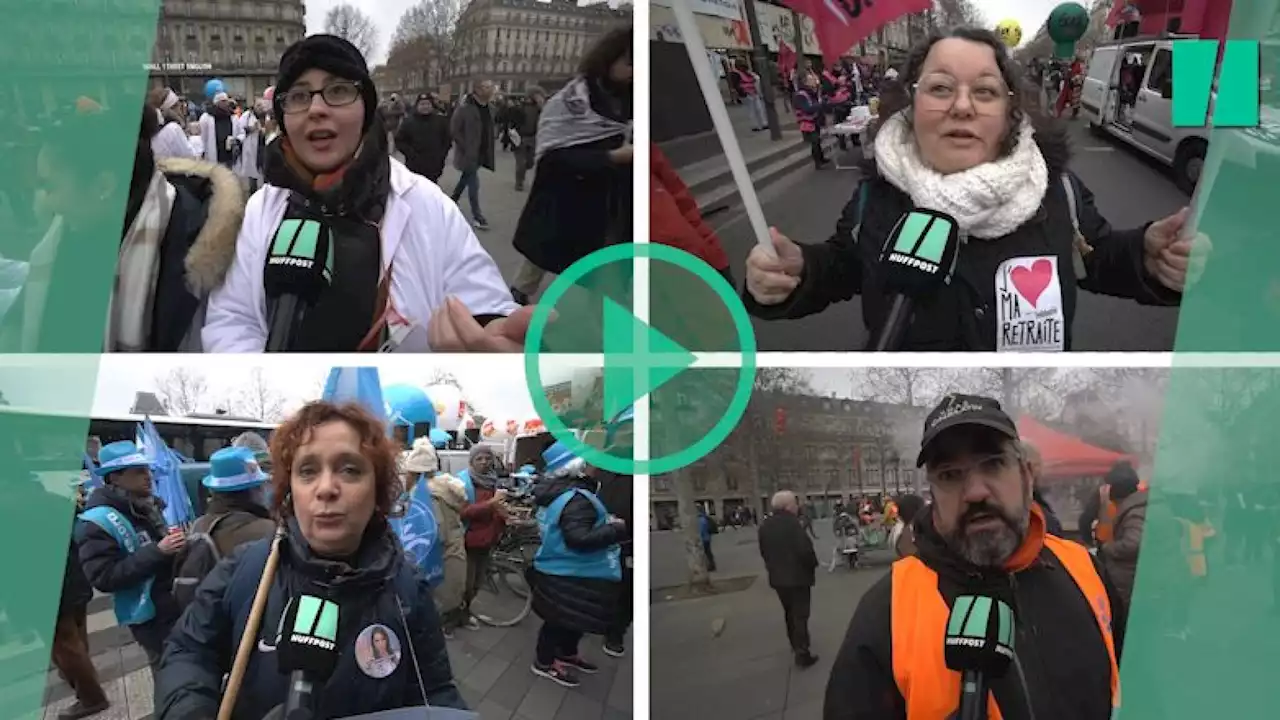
xmin=944 ymin=595 xmax=1015 ymax=677
xmin=879 ymin=209 xmax=961 ymax=298
xmin=277 ymin=595 xmax=341 ymax=679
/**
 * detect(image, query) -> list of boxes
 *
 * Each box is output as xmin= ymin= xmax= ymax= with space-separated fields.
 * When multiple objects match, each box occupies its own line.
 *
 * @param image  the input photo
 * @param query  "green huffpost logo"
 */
xmin=290 ymin=595 xmax=339 ymax=652
xmin=946 ymin=596 xmax=1014 ymax=658
xmin=888 ymin=212 xmax=951 ymax=273
xmin=1172 ymin=39 xmax=1261 ymax=128
xmin=270 ymin=219 xmax=334 ymax=282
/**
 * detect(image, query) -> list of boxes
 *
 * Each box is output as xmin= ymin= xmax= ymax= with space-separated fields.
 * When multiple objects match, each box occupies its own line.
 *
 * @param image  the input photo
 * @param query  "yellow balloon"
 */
xmin=995 ymin=19 xmax=1023 ymax=48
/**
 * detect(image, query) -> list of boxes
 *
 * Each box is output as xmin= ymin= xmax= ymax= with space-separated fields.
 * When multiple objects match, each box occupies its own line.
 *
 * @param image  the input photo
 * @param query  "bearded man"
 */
xmin=823 ymin=394 xmax=1128 ymax=720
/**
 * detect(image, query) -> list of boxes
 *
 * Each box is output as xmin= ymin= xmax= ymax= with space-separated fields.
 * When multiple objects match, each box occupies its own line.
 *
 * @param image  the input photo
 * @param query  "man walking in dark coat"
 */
xmin=449 ymin=79 xmax=496 ymax=230
xmin=758 ymin=490 xmax=819 ymax=668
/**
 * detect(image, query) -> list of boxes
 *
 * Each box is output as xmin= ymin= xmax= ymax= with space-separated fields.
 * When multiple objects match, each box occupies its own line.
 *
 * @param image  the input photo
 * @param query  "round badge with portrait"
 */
xmin=355 ymin=624 xmax=403 ymax=679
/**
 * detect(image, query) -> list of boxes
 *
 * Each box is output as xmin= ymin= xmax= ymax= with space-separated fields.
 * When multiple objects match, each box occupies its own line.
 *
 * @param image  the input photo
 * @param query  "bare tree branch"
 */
xmin=324 ymin=3 xmax=380 ymax=62
xmin=155 ymin=369 xmax=208 ymax=417
xmin=233 ymin=369 xmax=286 ymax=423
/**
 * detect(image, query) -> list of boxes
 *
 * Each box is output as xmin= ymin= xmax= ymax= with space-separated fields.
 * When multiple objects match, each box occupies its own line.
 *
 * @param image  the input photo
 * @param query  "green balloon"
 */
xmin=1047 ymin=2 xmax=1089 ymax=57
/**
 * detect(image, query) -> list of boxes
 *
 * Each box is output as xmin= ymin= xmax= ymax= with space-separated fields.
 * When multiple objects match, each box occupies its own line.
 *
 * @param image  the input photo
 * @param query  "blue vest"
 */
xmin=78 ymin=506 xmax=157 ymax=626
xmin=457 ymin=469 xmax=477 ymax=530
xmin=389 ymin=476 xmax=446 ymax=587
xmin=534 ymin=489 xmax=622 ymax=581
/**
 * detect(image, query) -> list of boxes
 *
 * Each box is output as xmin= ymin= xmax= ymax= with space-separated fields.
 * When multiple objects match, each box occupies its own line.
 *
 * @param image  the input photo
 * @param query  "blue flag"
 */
xmin=390 ymin=478 xmax=445 ymax=587
xmin=323 ymin=367 xmax=387 ymax=423
xmin=137 ymin=418 xmax=194 ymax=527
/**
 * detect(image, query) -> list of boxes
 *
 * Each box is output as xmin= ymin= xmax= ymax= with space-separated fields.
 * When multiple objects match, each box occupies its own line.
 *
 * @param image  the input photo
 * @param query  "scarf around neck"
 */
xmin=265 ymin=123 xmax=391 ymax=222
xmin=107 ymin=169 xmax=175 ymax=352
xmin=536 ymin=75 xmax=631 ymax=163
xmin=874 ymin=111 xmax=1049 ymax=239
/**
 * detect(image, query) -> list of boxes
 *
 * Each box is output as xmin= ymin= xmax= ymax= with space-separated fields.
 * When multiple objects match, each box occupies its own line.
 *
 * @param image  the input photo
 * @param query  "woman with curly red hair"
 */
xmin=155 ymin=401 xmax=469 ymax=719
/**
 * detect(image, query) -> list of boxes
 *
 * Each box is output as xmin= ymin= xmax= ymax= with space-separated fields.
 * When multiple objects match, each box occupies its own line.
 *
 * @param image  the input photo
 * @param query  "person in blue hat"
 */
xmin=173 ymin=446 xmax=276 ymax=609
xmin=527 ymin=441 xmax=627 ymax=688
xmin=76 ymin=440 xmax=187 ymax=672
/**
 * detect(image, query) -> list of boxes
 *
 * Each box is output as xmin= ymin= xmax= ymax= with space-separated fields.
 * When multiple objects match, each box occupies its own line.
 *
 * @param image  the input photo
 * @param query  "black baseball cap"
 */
xmin=916 ymin=394 xmax=1019 ymax=467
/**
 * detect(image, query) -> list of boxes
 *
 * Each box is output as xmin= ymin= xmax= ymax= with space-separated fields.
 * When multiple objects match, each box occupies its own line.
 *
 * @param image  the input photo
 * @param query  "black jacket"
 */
xmin=757 ymin=511 xmax=818 ymax=588
xmin=593 ymin=470 xmax=634 ymax=560
xmin=155 ymin=518 xmax=465 ymax=720
xmin=744 ymin=124 xmax=1181 ymax=351
xmin=75 ymin=486 xmax=180 ymax=634
xmin=395 ymin=111 xmax=451 ymax=180
xmin=513 ymin=79 xmax=631 ymax=274
xmin=528 ymin=476 xmax=625 ymax=635
xmin=824 ymin=509 xmax=1127 ymax=720
xmin=60 ymin=502 xmax=94 ymax=616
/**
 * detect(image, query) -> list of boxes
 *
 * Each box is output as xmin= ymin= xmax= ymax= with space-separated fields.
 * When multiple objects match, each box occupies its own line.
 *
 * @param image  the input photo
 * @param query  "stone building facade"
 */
xmin=149 ymin=0 xmax=307 ymax=100
xmin=649 ymin=393 xmax=928 ymax=528
xmin=444 ymin=0 xmax=630 ymax=98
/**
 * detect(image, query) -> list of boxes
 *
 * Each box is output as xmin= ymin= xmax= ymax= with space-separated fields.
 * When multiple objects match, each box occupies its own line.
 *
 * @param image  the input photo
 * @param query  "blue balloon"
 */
xmin=204 ymin=78 xmax=225 ymax=98
xmin=384 ymin=384 xmax=438 ymax=443
xmin=428 ymin=427 xmax=451 ymax=448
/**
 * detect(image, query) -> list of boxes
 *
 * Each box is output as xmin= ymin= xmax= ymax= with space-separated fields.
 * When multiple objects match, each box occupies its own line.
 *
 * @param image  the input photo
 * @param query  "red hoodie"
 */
xmin=650 ymin=144 xmax=730 ymax=271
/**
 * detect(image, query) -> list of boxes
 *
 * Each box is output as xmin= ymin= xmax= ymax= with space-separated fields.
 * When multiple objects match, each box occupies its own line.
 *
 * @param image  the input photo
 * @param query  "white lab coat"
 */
xmin=198 ymin=113 xmax=219 ymax=164
xmin=234 ymin=112 xmax=262 ymax=181
xmin=201 ymin=158 xmax=520 ymax=352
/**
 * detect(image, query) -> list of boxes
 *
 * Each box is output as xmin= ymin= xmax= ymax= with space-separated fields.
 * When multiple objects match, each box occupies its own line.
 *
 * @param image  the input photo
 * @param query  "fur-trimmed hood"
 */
xmin=156 ymin=156 xmax=245 ymax=296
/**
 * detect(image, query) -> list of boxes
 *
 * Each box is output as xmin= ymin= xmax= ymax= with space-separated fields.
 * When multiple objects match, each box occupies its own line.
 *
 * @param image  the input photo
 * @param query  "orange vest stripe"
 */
xmin=890 ymin=537 xmax=1119 ymax=719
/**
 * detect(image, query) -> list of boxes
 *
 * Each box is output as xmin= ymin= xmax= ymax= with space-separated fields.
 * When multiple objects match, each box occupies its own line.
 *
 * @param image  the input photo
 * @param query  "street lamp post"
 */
xmin=742 ymin=0 xmax=782 ymax=140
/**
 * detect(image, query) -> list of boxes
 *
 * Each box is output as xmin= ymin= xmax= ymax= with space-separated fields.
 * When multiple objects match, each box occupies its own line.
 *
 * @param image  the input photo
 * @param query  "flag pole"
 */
xmin=669 ymin=0 xmax=776 ymax=253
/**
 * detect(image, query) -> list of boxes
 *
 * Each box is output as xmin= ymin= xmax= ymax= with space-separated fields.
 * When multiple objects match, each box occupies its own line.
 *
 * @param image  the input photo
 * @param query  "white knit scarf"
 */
xmin=874 ymin=111 xmax=1049 ymax=239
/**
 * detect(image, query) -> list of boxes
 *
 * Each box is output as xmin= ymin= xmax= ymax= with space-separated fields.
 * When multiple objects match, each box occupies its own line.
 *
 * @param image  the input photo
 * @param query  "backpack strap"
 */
xmin=852 ymin=182 xmax=870 ymax=238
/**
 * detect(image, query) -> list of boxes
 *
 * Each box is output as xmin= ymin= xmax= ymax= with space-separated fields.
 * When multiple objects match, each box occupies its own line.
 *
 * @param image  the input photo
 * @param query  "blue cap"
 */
xmin=92 ymin=441 xmax=152 ymax=477
xmin=203 ymin=447 xmax=269 ymax=493
xmin=543 ymin=441 xmax=584 ymax=477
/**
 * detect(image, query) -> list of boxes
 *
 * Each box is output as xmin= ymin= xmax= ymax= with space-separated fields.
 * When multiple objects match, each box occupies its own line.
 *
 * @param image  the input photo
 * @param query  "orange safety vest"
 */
xmin=1094 ymin=481 xmax=1149 ymax=543
xmin=1177 ymin=518 xmax=1214 ymax=578
xmin=890 ymin=536 xmax=1119 ymax=719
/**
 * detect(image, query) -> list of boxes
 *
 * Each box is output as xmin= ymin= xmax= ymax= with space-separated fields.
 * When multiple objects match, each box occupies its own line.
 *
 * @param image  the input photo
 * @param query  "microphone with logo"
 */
xmin=868 ymin=209 xmax=961 ymax=351
xmin=265 ymin=219 xmax=334 ymax=352
xmin=275 ymin=594 xmax=340 ymax=720
xmin=944 ymin=594 xmax=1016 ymax=720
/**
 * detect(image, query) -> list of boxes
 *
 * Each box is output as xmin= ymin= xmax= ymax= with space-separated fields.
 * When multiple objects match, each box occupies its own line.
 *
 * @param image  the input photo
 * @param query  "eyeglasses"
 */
xmin=280 ymin=80 xmax=362 ymax=114
xmin=929 ymin=453 xmax=1015 ymax=484
xmin=912 ymin=74 xmax=1013 ymax=115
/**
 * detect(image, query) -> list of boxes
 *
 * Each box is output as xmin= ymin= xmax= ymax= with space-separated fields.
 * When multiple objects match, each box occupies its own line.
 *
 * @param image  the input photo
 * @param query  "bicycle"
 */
xmin=471 ymin=502 xmax=541 ymax=627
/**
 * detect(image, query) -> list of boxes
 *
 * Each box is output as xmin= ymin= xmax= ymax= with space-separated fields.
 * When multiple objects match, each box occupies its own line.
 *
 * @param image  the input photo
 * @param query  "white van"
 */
xmin=1079 ymin=35 xmax=1209 ymax=193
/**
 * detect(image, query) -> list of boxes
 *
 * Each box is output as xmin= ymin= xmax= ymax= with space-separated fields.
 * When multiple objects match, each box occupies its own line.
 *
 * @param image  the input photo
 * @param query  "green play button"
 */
xmin=524 ymin=243 xmax=757 ymax=475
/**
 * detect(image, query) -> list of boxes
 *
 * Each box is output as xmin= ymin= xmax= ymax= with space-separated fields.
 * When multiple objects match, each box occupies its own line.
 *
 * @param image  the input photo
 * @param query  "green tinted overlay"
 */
xmin=1123 ymin=7 xmax=1280 ymax=718
xmin=0 ymin=359 xmax=111 ymax=718
xmin=525 ymin=243 xmax=756 ymax=475
xmin=1171 ymin=1 xmax=1279 ymax=352
xmin=0 ymin=1 xmax=159 ymax=716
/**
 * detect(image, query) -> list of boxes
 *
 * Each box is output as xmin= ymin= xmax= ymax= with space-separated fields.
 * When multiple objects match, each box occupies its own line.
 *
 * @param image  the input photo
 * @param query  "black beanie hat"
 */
xmin=1105 ymin=461 xmax=1140 ymax=499
xmin=273 ymin=34 xmax=378 ymax=136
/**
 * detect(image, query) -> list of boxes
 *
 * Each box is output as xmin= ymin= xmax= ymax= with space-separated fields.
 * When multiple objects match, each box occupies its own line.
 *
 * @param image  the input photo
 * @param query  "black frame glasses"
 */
xmin=280 ymin=80 xmax=363 ymax=114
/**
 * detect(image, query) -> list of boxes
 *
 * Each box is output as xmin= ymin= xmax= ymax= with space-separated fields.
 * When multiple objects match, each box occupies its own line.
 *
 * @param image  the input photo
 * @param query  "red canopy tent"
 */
xmin=1017 ymin=416 xmax=1134 ymax=480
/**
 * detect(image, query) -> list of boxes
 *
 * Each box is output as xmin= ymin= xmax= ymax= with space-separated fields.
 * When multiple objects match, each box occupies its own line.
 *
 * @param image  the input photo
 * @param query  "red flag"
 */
xmin=778 ymin=0 xmax=933 ymax=67
xmin=778 ymin=39 xmax=797 ymax=76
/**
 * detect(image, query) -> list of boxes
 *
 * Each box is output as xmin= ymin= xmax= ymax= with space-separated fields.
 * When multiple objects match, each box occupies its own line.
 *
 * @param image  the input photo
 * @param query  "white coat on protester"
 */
xmin=201 ymin=157 xmax=520 ymax=352
xmin=234 ymin=111 xmax=262 ymax=181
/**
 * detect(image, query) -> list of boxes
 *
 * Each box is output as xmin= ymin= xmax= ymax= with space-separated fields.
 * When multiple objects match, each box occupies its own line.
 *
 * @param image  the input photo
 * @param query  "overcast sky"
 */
xmin=973 ymin=0 xmax=1068 ymax=46
xmin=303 ymin=0 xmax=624 ymax=66
xmin=88 ymin=356 xmax=544 ymax=421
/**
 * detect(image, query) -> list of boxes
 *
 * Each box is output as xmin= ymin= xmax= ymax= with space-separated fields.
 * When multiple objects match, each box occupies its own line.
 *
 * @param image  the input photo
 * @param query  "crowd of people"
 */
xmin=1 ymin=25 xmax=634 ymax=354
xmin=50 ymin=399 xmax=635 ymax=719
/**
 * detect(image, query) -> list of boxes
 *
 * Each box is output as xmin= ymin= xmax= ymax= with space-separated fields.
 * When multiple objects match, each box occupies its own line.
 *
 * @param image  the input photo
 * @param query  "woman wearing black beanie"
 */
xmin=201 ymin=34 xmax=531 ymax=353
